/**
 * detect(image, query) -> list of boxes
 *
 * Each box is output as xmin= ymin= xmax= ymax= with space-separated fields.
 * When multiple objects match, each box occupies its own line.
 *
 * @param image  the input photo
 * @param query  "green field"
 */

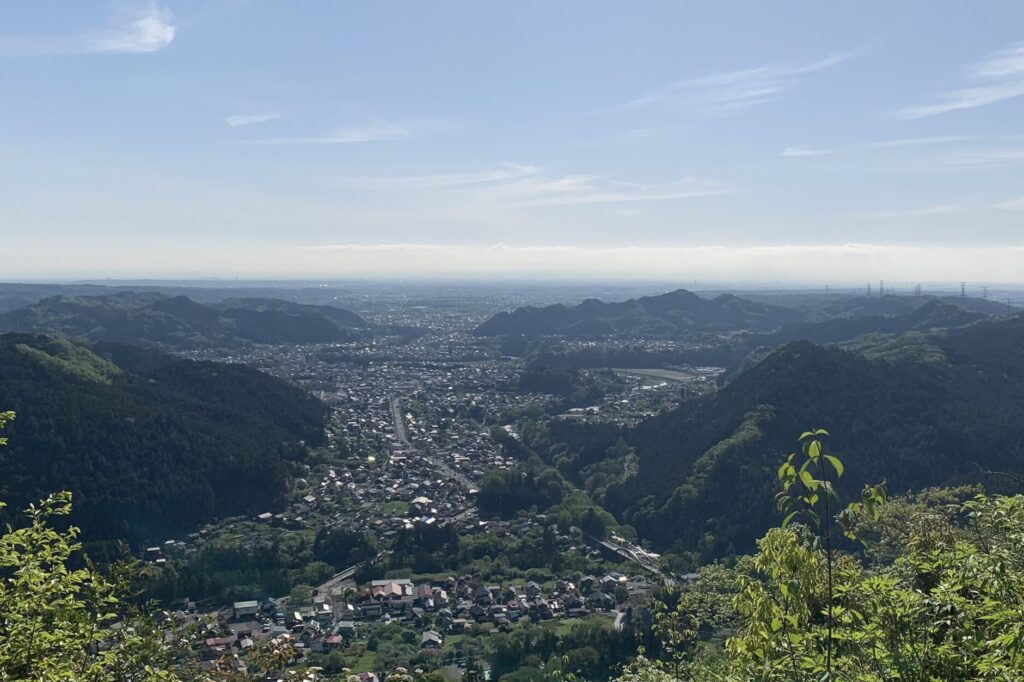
xmin=382 ymin=500 xmax=411 ymax=516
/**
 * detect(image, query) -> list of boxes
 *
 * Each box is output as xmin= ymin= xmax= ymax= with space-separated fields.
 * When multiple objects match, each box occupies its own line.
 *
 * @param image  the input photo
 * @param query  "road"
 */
xmin=390 ymin=396 xmax=475 ymax=490
xmin=389 ymin=396 xmax=411 ymax=444
xmin=389 ymin=395 xmax=477 ymax=523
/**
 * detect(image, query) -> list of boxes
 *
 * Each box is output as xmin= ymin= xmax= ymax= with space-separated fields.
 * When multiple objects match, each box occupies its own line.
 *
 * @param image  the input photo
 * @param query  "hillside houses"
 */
xmin=187 ymin=568 xmax=653 ymax=669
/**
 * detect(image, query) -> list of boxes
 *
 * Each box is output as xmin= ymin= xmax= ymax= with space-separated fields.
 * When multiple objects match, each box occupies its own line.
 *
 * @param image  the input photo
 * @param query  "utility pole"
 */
xmin=982 ymin=286 xmax=989 ymax=300
xmin=866 ymin=282 xmax=872 ymax=297
xmin=879 ymin=280 xmax=885 ymax=296
xmin=961 ymin=282 xmax=967 ymax=299
xmin=915 ymin=283 xmax=922 ymax=297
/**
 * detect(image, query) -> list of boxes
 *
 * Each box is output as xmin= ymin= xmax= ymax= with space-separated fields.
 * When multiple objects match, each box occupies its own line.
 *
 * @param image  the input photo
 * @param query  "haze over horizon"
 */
xmin=4 ymin=1 xmax=1024 ymax=281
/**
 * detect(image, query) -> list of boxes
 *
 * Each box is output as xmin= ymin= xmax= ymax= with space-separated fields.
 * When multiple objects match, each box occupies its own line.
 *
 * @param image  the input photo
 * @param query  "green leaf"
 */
xmin=799 ymin=470 xmax=817 ymax=490
xmin=814 ymin=428 xmax=830 ymax=437
xmin=824 ymin=454 xmax=844 ymax=477
xmin=781 ymin=511 xmax=797 ymax=528
xmin=799 ymin=431 xmax=815 ymax=441
xmin=822 ymin=480 xmax=837 ymax=501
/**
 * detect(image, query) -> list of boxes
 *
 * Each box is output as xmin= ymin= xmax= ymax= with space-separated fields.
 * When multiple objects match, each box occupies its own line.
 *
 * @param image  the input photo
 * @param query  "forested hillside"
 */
xmin=475 ymin=289 xmax=804 ymax=337
xmin=0 ymin=334 xmax=327 ymax=543
xmin=596 ymin=315 xmax=1024 ymax=557
xmin=0 ymin=292 xmax=368 ymax=348
xmin=475 ymin=289 xmax=1007 ymax=341
xmin=750 ymin=299 xmax=987 ymax=349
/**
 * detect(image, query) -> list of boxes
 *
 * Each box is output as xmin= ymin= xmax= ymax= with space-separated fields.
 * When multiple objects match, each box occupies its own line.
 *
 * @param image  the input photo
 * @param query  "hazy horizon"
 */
xmin=7 ymin=243 xmax=1024 ymax=285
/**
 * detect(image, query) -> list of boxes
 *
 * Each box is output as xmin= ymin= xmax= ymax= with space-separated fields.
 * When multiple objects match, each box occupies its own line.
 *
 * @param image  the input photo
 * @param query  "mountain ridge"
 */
xmin=0 ymin=292 xmax=368 ymax=348
xmin=475 ymin=288 xmax=804 ymax=337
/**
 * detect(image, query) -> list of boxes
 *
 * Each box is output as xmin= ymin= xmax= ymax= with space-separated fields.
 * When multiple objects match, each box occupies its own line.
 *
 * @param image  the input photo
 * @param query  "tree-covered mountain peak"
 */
xmin=13 ymin=334 xmax=122 ymax=385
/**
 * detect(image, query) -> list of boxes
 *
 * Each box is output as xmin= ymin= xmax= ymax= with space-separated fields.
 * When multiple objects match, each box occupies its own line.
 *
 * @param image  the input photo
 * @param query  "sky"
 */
xmin=2 ymin=1 xmax=1024 ymax=283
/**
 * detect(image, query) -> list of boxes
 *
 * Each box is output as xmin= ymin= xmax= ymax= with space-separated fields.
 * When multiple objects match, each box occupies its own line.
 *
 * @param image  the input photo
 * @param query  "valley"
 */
xmin=3 ymin=281 xmax=1024 ymax=680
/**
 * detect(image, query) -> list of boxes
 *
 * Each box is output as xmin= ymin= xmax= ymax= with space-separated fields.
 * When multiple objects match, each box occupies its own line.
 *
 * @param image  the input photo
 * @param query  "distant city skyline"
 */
xmin=3 ymin=2 xmax=1024 ymax=281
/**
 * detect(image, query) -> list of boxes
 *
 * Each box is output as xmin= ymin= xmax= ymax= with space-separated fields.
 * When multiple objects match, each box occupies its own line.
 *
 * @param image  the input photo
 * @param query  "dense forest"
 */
xmin=597 ymin=314 xmax=1024 ymax=558
xmin=0 ymin=333 xmax=327 ymax=544
xmin=746 ymin=298 xmax=987 ymax=351
xmin=504 ymin=314 xmax=1024 ymax=565
xmin=0 ymin=292 xmax=368 ymax=348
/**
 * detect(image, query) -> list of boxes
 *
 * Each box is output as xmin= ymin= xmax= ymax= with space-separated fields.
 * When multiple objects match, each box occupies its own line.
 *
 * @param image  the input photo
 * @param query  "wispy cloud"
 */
xmin=0 ymin=2 xmax=175 ymax=57
xmin=972 ymin=42 xmax=1024 ymax=78
xmin=328 ymin=163 xmax=540 ymax=189
xmin=467 ymin=170 xmax=732 ymax=208
xmin=858 ymin=136 xmax=972 ymax=149
xmin=612 ymin=51 xmax=853 ymax=115
xmin=859 ymin=204 xmax=961 ymax=219
xmin=235 ymin=124 xmax=410 ymax=145
xmin=936 ymin=147 xmax=1024 ymax=168
xmin=512 ymin=177 xmax=729 ymax=207
xmin=897 ymin=41 xmax=1024 ymax=118
xmin=994 ymin=195 xmax=1024 ymax=210
xmin=781 ymin=136 xmax=969 ymax=158
xmin=327 ymin=163 xmax=730 ymax=207
xmin=781 ymin=146 xmax=832 ymax=157
xmin=86 ymin=3 xmax=175 ymax=54
xmin=224 ymin=113 xmax=281 ymax=127
xmin=624 ymin=127 xmax=676 ymax=140
xmin=898 ymin=82 xmax=1024 ymax=119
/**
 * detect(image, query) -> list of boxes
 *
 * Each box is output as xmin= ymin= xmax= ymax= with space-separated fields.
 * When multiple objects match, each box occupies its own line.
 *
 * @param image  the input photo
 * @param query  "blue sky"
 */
xmin=3 ymin=1 xmax=1024 ymax=282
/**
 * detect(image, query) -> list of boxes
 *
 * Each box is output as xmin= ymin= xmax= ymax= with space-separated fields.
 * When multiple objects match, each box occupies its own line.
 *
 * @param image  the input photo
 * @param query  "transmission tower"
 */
xmin=915 ymin=283 xmax=922 ymax=296
xmin=982 ymin=286 xmax=989 ymax=300
xmin=961 ymin=282 xmax=967 ymax=298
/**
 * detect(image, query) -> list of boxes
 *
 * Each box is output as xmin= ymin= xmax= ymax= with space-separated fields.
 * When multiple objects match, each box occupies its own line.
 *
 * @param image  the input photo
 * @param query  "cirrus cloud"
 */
xmin=0 ymin=2 xmax=175 ymax=57
xmin=224 ymin=112 xmax=281 ymax=127
xmin=897 ymin=41 xmax=1024 ymax=118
